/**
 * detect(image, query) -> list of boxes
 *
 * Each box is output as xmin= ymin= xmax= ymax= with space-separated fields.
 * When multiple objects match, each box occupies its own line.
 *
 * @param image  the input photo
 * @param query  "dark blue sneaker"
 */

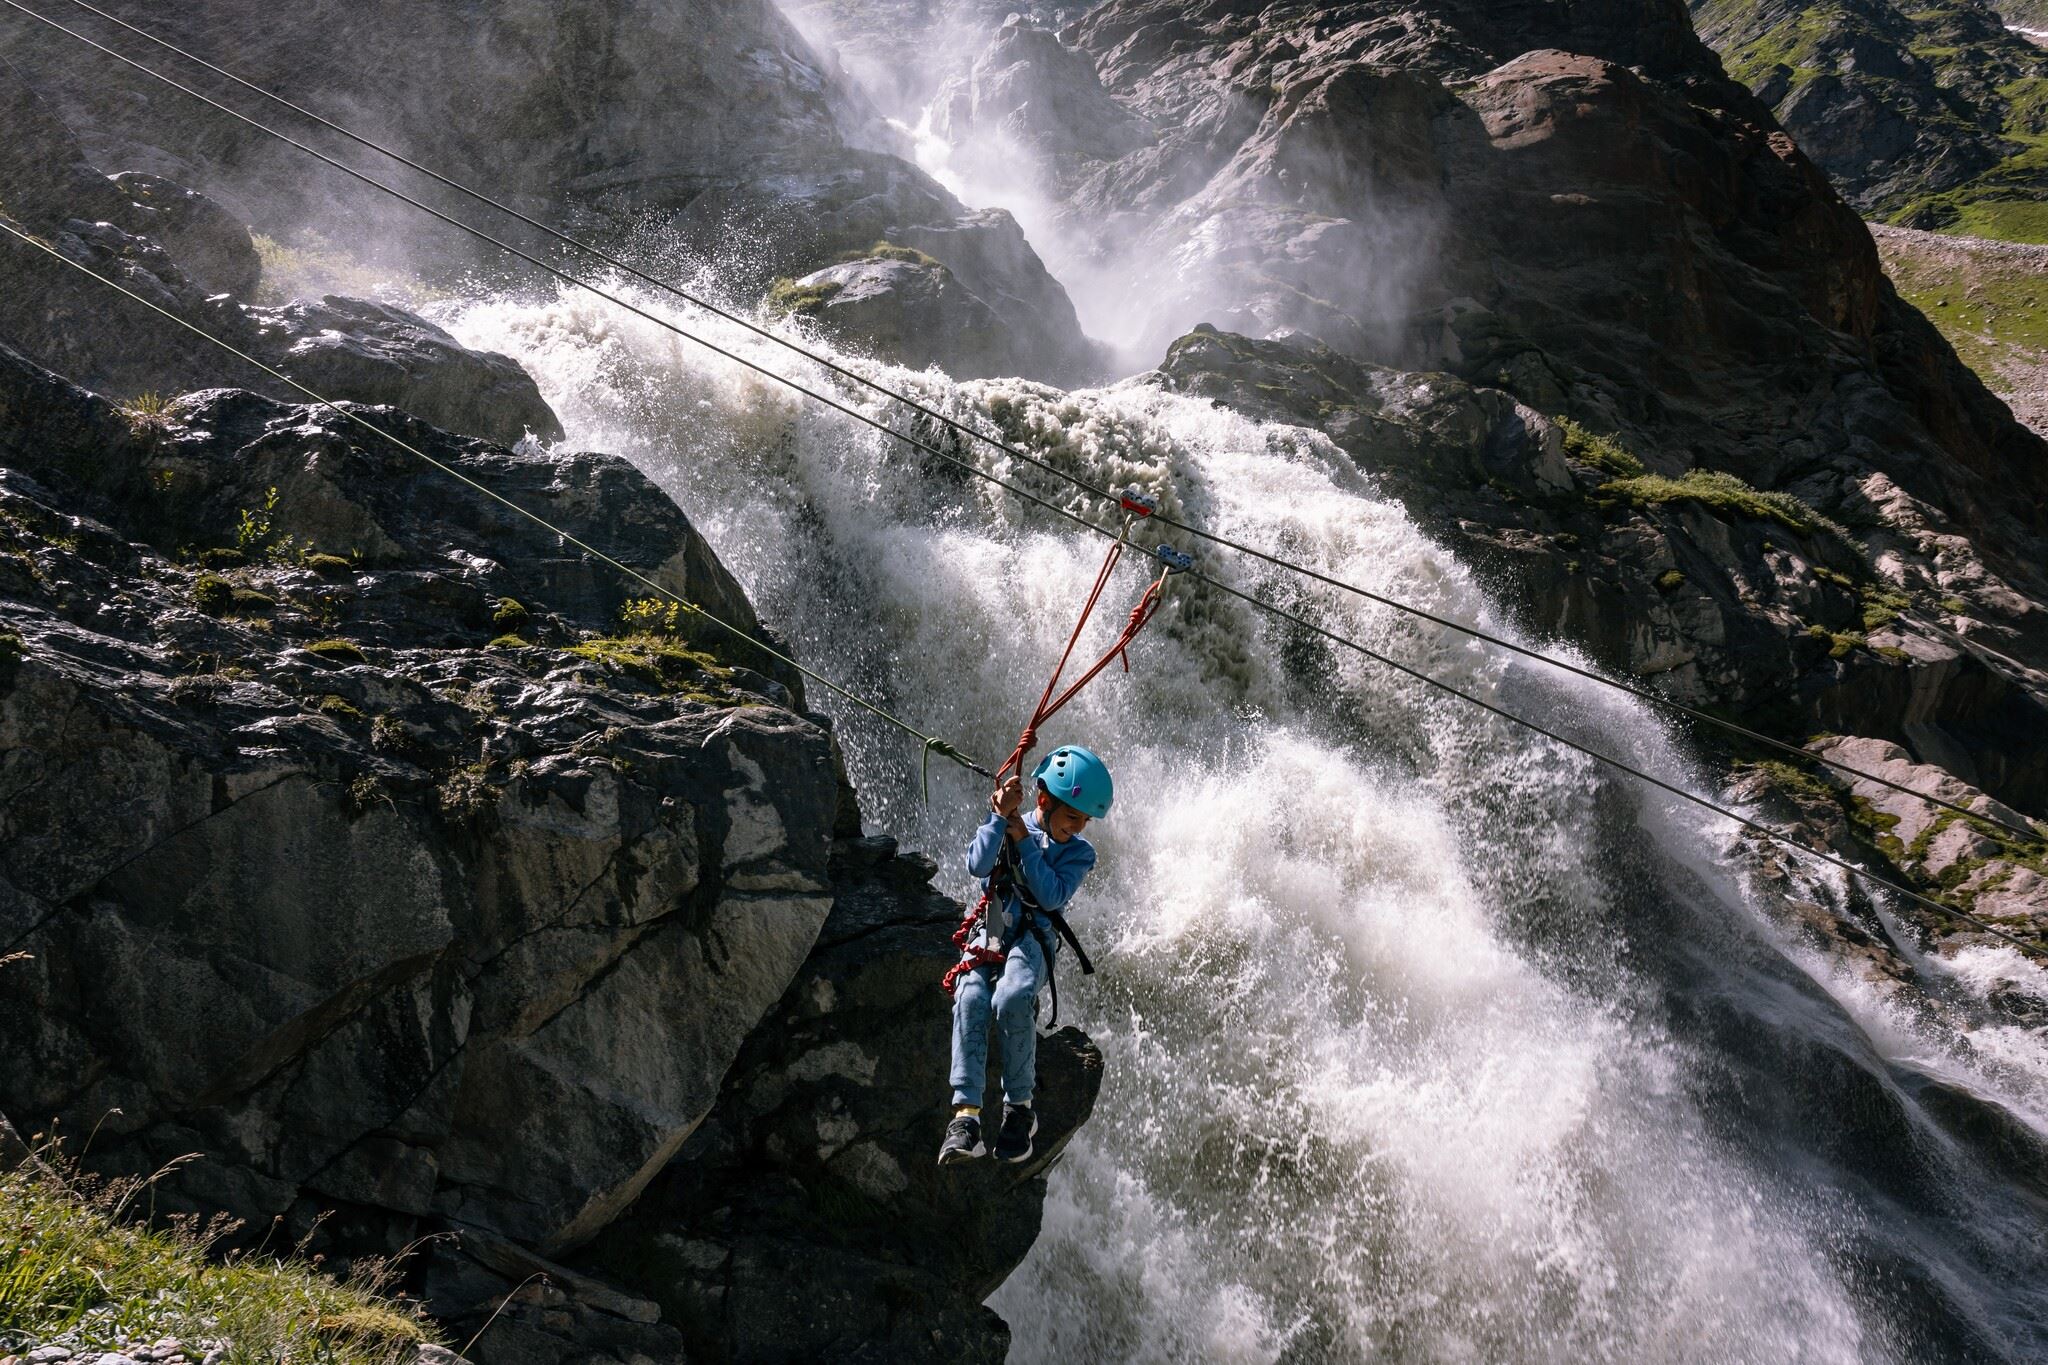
xmin=937 ymin=1111 xmax=985 ymax=1165
xmin=995 ymin=1104 xmax=1038 ymax=1164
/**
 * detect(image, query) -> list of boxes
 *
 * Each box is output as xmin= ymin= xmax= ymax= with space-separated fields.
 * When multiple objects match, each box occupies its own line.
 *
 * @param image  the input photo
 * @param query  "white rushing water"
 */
xmin=441 ymin=277 xmax=2048 ymax=1362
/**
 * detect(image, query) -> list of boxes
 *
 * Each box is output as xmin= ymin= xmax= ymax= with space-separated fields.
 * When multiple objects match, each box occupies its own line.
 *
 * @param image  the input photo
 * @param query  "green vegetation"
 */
xmin=1874 ymin=227 xmax=2048 ymax=408
xmin=0 ymin=629 xmax=23 ymax=669
xmin=0 ymin=1147 xmax=432 ymax=1361
xmin=1655 ymin=569 xmax=1686 ymax=593
xmin=314 ymin=694 xmax=364 ymax=723
xmin=197 ymin=548 xmax=247 ymax=571
xmin=1698 ymin=0 xmax=2048 ymax=244
xmin=1604 ymin=468 xmax=1848 ymax=540
xmin=1859 ymin=584 xmax=1912 ymax=632
xmin=191 ymin=574 xmax=233 ymax=616
xmin=303 ymin=553 xmax=354 ymax=578
xmin=1806 ymin=623 xmax=1866 ymax=658
xmin=116 ymin=391 xmax=175 ymax=440
xmin=1556 ymin=418 xmax=1645 ymax=478
xmin=835 ymin=240 xmax=943 ymax=268
xmin=304 ymin=639 xmax=367 ymax=666
xmin=490 ymin=597 xmax=530 ymax=635
xmin=561 ymin=600 xmax=734 ymax=699
xmin=764 ymin=276 xmax=843 ymax=317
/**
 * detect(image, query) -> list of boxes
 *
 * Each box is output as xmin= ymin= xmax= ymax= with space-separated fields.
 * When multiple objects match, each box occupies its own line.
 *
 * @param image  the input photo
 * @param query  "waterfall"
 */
xmin=444 ymin=278 xmax=2048 ymax=1363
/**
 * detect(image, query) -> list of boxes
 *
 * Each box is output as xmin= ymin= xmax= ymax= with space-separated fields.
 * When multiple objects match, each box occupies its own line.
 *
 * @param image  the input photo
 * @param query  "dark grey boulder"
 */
xmin=779 ymin=253 xmax=1019 ymax=378
xmin=249 ymin=296 xmax=565 ymax=448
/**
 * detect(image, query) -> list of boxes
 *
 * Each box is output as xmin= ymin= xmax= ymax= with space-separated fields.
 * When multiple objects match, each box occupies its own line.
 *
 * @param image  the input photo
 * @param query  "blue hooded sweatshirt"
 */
xmin=964 ymin=808 xmax=1096 ymax=945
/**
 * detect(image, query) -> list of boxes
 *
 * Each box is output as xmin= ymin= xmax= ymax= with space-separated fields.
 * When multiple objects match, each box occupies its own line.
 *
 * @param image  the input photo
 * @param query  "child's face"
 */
xmin=1036 ymin=789 xmax=1092 ymax=842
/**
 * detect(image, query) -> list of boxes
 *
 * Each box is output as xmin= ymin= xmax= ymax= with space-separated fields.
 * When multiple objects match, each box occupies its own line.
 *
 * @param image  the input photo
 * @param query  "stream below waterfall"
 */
xmin=438 ymin=274 xmax=2048 ymax=1363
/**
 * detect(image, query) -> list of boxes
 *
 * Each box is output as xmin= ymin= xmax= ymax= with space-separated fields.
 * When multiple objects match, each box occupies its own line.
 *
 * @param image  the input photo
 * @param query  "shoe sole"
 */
xmin=936 ymin=1140 xmax=986 ymax=1166
xmin=997 ymin=1111 xmax=1040 ymax=1164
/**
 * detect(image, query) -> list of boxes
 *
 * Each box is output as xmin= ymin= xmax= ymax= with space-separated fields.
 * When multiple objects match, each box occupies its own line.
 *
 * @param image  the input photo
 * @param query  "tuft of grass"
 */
xmin=116 ymin=391 xmax=176 ymax=440
xmin=304 ymin=639 xmax=367 ymax=666
xmin=1556 ymin=417 xmax=1646 ymax=478
xmin=563 ymin=634 xmax=734 ymax=699
xmin=1605 ymin=468 xmax=1850 ymax=541
xmin=1806 ymin=624 xmax=1866 ymax=659
xmin=0 ymin=1146 xmax=434 ymax=1362
xmin=763 ymin=276 xmax=843 ymax=317
xmin=1655 ymin=569 xmax=1686 ymax=593
xmin=314 ymin=694 xmax=364 ymax=723
xmin=0 ymin=630 xmax=22 ymax=667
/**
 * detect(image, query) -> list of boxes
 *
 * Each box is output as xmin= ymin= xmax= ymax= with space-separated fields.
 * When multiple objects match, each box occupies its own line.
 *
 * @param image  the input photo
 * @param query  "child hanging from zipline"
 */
xmin=938 ymin=745 xmax=1112 ymax=1165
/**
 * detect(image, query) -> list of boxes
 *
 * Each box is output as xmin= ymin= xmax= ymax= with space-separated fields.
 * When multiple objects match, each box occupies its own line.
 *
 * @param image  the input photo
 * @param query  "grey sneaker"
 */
xmin=994 ymin=1104 xmax=1038 ymax=1164
xmin=937 ymin=1111 xmax=985 ymax=1165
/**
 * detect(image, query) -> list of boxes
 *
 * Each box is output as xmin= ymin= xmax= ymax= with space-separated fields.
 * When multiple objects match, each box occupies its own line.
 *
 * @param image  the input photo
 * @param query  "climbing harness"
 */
xmin=16 ymin=7 xmax=2048 ymax=960
xmin=35 ymin=0 xmax=2028 ymax=843
xmin=942 ymin=492 xmax=1188 ymax=1006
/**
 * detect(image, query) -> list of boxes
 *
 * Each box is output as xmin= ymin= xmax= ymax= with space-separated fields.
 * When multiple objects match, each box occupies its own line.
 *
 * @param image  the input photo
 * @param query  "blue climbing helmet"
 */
xmin=1031 ymin=744 xmax=1114 ymax=820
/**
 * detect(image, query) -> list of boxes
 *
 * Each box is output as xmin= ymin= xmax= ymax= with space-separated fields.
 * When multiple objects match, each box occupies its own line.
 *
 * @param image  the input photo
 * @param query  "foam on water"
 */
xmin=440 ymin=279 xmax=2041 ymax=1361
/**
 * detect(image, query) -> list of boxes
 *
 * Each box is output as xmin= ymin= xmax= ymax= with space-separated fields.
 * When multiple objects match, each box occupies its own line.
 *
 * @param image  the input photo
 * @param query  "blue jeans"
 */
xmin=950 ymin=925 xmax=1047 ymax=1109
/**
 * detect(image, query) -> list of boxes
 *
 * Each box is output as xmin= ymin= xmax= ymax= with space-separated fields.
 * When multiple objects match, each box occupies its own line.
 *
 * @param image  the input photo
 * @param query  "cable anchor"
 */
xmin=1153 ymin=545 xmax=1195 ymax=575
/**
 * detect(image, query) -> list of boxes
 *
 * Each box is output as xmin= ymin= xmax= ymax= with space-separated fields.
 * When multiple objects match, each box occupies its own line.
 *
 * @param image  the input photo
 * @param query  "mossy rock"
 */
xmin=305 ymin=638 xmax=368 ymax=666
xmin=764 ymin=276 xmax=844 ymax=317
xmin=303 ymin=552 xmax=355 ymax=578
xmin=197 ymin=547 xmax=247 ymax=570
xmin=230 ymin=587 xmax=276 ymax=612
xmin=563 ymin=634 xmax=735 ymax=698
xmin=1655 ymin=569 xmax=1685 ymax=593
xmin=315 ymin=693 xmax=365 ymax=722
xmin=491 ymin=596 xmax=531 ymax=633
xmin=488 ymin=633 xmax=529 ymax=649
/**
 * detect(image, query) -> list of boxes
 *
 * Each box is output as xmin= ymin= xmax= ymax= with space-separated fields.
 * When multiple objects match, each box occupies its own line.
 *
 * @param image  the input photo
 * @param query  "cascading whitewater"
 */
xmin=444 ymin=280 xmax=2048 ymax=1363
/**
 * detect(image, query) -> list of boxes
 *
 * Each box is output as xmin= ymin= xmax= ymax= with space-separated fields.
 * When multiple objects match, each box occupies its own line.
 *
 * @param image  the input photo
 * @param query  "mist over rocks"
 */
xmin=0 ymin=76 xmax=563 ymax=449
xmin=0 ymin=0 xmax=1107 ymax=388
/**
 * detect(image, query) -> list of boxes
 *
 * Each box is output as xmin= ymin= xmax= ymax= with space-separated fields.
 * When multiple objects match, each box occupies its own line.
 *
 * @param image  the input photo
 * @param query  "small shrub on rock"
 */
xmin=764 ymin=275 xmax=843 ymax=317
xmin=191 ymin=573 xmax=233 ymax=615
xmin=1557 ymin=417 xmax=1645 ymax=478
xmin=491 ymin=596 xmax=531 ymax=633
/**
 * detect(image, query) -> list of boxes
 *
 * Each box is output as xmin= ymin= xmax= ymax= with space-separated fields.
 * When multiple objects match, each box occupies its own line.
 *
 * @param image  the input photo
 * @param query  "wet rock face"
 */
xmin=778 ymin=250 xmax=1083 ymax=381
xmin=1156 ymin=325 xmax=2048 ymax=812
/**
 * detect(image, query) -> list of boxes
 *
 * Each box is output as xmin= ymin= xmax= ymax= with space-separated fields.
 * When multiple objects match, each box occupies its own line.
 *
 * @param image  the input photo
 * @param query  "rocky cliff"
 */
xmin=0 ymin=75 xmax=1096 ymax=1365
xmin=1690 ymin=0 xmax=2048 ymax=239
xmin=885 ymin=0 xmax=2048 ymax=950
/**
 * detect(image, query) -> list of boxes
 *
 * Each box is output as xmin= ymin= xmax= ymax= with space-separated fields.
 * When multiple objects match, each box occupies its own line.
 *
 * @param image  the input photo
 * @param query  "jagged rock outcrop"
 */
xmin=0 ymin=336 xmax=1094 ymax=1359
xmin=1691 ymin=0 xmax=2048 ymax=233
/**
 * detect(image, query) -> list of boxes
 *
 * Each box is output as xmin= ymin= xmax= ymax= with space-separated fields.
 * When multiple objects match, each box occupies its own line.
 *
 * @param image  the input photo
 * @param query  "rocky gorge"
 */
xmin=3 ymin=0 xmax=2048 ymax=1360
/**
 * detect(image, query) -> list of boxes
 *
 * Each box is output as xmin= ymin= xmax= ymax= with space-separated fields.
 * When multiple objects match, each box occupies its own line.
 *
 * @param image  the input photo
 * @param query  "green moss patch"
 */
xmin=563 ymin=634 xmax=736 ymax=700
xmin=305 ymin=638 xmax=368 ymax=665
xmin=764 ymin=276 xmax=844 ymax=317
xmin=1557 ymin=417 xmax=1646 ymax=478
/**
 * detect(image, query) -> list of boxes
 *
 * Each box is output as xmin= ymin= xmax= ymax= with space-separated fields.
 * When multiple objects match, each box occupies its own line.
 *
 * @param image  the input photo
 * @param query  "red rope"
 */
xmin=996 ymin=536 xmax=1126 ymax=781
